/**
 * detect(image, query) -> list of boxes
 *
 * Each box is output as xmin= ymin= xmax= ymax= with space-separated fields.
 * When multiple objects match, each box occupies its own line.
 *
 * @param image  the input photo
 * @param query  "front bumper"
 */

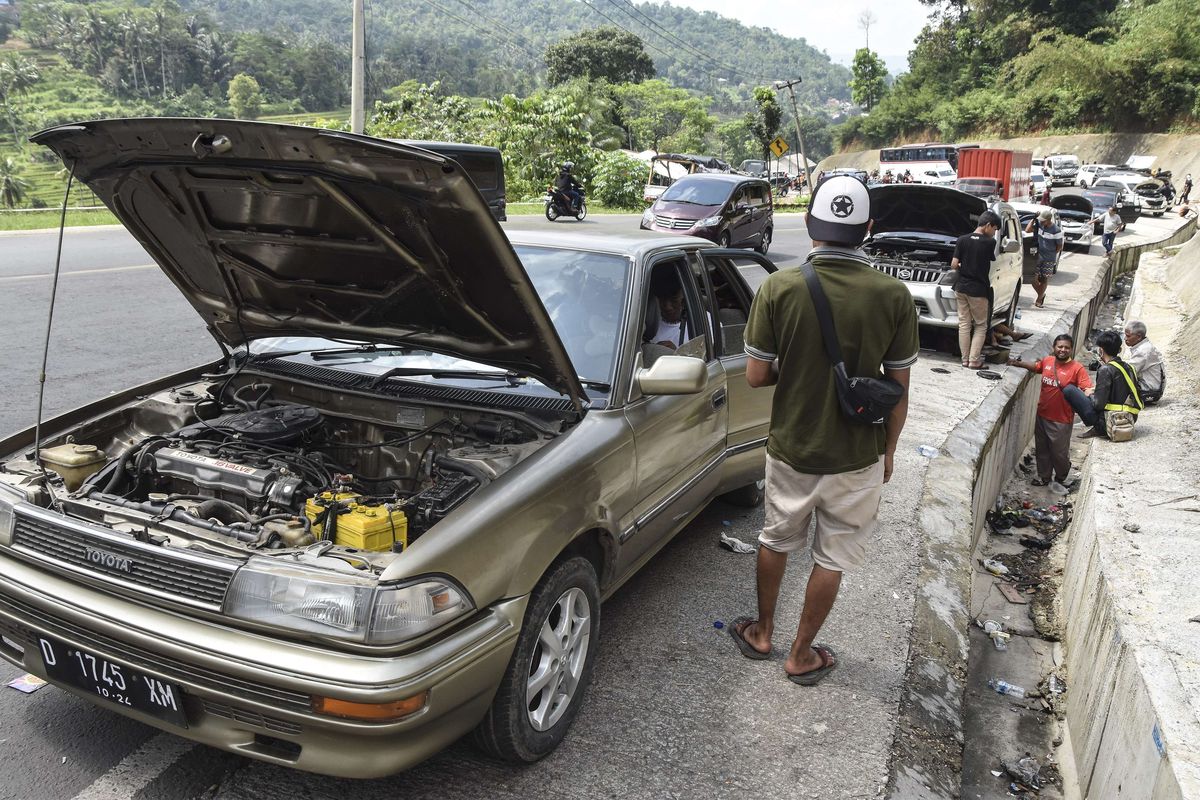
xmin=640 ymin=218 xmax=719 ymax=242
xmin=900 ymin=282 xmax=959 ymax=328
xmin=0 ymin=552 xmax=524 ymax=778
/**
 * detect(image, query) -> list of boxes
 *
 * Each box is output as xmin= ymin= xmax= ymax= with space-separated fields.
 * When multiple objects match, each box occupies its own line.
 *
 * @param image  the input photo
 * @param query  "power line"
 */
xmin=576 ymin=0 xmax=684 ymax=66
xmin=418 ymin=0 xmax=543 ymax=62
xmin=605 ymin=0 xmax=767 ymax=84
xmin=446 ymin=0 xmax=544 ymax=61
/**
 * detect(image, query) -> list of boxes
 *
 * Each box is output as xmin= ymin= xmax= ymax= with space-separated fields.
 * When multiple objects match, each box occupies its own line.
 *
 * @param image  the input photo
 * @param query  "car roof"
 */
xmin=674 ymin=173 xmax=763 ymax=185
xmin=506 ymin=228 xmax=714 ymax=261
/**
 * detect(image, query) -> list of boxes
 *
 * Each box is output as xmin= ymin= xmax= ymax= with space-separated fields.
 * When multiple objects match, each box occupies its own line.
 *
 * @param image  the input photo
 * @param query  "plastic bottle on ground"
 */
xmin=916 ymin=444 xmax=938 ymax=458
xmin=988 ymin=678 xmax=1027 ymax=698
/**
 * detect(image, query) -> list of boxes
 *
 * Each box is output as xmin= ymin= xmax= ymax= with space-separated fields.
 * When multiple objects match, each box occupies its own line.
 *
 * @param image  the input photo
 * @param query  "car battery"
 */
xmin=305 ymin=492 xmax=408 ymax=551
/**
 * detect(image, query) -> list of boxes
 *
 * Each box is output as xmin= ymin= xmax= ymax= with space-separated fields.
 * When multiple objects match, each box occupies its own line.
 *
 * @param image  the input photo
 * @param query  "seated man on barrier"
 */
xmin=1066 ymin=331 xmax=1144 ymax=441
xmin=1007 ymin=333 xmax=1092 ymax=486
xmin=1123 ymin=320 xmax=1165 ymax=404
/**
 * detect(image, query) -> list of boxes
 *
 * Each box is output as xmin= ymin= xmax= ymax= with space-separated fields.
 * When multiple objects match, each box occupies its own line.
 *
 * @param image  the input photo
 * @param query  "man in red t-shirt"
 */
xmin=1008 ymin=333 xmax=1093 ymax=485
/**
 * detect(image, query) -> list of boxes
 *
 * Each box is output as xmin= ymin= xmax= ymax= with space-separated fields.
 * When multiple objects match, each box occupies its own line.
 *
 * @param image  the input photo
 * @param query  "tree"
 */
xmin=0 ymin=158 xmax=32 ymax=209
xmin=850 ymin=48 xmax=888 ymax=110
xmin=544 ymin=26 xmax=655 ymax=86
xmin=0 ymin=54 xmax=40 ymax=147
xmin=613 ymin=80 xmax=715 ymax=152
xmin=749 ymin=86 xmax=783 ymax=162
xmin=227 ymin=73 xmax=263 ymax=119
xmin=858 ymin=10 xmax=878 ymax=49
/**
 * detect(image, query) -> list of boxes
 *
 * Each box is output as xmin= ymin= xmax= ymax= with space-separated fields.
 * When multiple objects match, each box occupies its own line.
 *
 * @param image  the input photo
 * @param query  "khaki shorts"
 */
xmin=758 ymin=454 xmax=885 ymax=572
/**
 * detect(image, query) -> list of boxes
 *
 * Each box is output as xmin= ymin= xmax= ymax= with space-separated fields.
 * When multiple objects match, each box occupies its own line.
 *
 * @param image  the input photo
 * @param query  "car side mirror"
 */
xmin=637 ymin=355 xmax=707 ymax=395
xmin=1003 ymin=239 xmax=1020 ymax=254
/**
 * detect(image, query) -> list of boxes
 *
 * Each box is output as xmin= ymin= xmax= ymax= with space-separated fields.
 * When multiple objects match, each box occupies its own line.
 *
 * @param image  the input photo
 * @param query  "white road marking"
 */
xmin=70 ymin=733 xmax=195 ymax=800
xmin=0 ymin=264 xmax=157 ymax=282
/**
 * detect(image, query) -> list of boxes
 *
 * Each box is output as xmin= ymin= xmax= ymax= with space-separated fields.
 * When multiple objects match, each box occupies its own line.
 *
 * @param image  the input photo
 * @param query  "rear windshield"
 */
xmin=453 ymin=153 xmax=501 ymax=191
xmin=661 ymin=179 xmax=734 ymax=206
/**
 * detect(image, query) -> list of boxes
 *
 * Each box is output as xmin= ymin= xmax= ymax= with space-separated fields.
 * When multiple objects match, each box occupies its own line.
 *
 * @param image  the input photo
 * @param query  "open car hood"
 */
xmin=32 ymin=118 xmax=585 ymax=406
xmin=1051 ymin=195 xmax=1093 ymax=214
xmin=868 ymin=184 xmax=987 ymax=237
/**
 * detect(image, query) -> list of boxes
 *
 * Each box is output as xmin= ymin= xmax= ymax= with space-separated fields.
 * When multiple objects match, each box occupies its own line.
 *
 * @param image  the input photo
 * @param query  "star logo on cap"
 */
xmin=830 ymin=195 xmax=854 ymax=218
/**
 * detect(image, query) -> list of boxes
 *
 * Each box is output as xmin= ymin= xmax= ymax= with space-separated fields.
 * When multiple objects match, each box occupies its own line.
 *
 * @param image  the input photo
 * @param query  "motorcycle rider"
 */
xmin=554 ymin=162 xmax=584 ymax=212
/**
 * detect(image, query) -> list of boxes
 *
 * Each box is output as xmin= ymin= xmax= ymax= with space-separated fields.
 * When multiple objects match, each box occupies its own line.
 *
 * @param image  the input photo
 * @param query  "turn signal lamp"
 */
xmin=312 ymin=691 xmax=429 ymax=721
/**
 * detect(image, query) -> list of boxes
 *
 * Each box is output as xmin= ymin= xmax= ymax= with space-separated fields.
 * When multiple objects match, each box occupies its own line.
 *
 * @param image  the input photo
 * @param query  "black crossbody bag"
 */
xmin=801 ymin=260 xmax=904 ymax=425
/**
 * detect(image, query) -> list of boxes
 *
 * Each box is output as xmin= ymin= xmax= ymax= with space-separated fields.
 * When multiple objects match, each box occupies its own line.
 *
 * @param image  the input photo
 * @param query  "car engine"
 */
xmin=56 ymin=380 xmax=549 ymax=558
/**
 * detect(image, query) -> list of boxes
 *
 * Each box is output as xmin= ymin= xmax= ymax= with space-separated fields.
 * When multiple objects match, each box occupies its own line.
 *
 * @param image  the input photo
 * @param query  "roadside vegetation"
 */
xmin=837 ymin=0 xmax=1200 ymax=148
xmin=0 ymin=2 xmax=839 ymax=217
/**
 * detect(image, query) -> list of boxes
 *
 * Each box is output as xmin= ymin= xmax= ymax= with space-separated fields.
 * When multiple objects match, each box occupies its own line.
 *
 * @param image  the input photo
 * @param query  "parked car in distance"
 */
xmin=1050 ymin=195 xmax=1095 ymax=251
xmin=3 ymin=117 xmax=781 ymax=779
xmin=917 ymin=168 xmax=957 ymax=186
xmin=863 ymin=185 xmax=1024 ymax=329
xmin=1077 ymin=164 xmax=1115 ymax=188
xmin=643 ymin=153 xmax=732 ymax=203
xmin=1044 ymin=154 xmax=1080 ymax=187
xmin=640 ymin=173 xmax=774 ymax=254
xmin=1082 ymin=185 xmax=1139 ymax=230
xmin=1093 ymin=176 xmax=1162 ymax=217
xmin=1029 ymin=170 xmax=1047 ymax=200
xmin=738 ymin=159 xmax=767 ymax=177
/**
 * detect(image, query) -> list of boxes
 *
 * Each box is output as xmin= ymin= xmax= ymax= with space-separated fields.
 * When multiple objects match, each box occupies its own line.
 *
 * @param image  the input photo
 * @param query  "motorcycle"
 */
xmin=544 ymin=186 xmax=587 ymax=221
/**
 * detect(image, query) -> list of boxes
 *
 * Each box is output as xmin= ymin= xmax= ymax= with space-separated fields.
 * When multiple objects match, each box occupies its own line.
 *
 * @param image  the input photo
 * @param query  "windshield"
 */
xmin=246 ymin=247 xmax=629 ymax=396
xmin=660 ymin=178 xmax=733 ymax=206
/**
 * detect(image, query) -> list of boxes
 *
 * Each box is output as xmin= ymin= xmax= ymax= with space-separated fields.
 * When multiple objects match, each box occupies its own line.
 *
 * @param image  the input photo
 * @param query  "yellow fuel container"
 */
xmin=305 ymin=492 xmax=408 ymax=552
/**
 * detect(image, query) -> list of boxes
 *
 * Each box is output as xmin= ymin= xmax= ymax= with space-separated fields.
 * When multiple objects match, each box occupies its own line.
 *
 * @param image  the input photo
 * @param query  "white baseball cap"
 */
xmin=807 ymin=175 xmax=871 ymax=245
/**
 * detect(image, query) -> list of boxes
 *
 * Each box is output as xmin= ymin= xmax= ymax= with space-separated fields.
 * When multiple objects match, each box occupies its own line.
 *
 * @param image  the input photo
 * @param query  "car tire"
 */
xmin=718 ymin=231 xmax=731 ymax=248
xmin=755 ymin=227 xmax=772 ymax=255
xmin=545 ymin=204 xmax=559 ymax=222
xmin=1004 ymin=278 xmax=1021 ymax=328
xmin=721 ymin=479 xmax=764 ymax=507
xmin=473 ymin=556 xmax=600 ymax=763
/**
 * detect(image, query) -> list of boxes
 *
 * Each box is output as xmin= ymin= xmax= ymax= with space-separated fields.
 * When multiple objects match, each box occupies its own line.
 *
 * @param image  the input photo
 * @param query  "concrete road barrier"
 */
xmin=886 ymin=214 xmax=1197 ymax=798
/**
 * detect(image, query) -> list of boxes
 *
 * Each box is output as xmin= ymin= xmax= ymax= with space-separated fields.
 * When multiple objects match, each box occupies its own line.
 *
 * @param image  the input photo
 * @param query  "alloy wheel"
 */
xmin=526 ymin=587 xmax=591 ymax=731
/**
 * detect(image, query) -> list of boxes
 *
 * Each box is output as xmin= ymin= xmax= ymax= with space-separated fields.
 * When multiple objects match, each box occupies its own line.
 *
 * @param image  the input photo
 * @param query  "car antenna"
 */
xmin=32 ymin=159 xmax=77 ymax=509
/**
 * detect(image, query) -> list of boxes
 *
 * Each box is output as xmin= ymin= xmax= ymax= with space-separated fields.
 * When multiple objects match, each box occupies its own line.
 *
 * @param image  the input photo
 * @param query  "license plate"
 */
xmin=37 ymin=636 xmax=188 ymax=728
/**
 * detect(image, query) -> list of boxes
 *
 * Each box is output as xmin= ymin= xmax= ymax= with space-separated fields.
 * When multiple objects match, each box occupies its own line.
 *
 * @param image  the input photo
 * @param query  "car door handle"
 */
xmin=710 ymin=388 xmax=727 ymax=409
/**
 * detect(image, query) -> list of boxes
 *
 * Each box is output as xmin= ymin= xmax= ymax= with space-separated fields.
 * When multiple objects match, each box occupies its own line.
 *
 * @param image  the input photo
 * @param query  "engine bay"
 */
xmin=2 ymin=374 xmax=559 ymax=572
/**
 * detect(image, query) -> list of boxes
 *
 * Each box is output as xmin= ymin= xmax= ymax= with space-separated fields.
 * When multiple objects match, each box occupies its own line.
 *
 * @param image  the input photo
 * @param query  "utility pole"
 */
xmin=773 ymin=78 xmax=813 ymax=194
xmin=350 ymin=0 xmax=365 ymax=134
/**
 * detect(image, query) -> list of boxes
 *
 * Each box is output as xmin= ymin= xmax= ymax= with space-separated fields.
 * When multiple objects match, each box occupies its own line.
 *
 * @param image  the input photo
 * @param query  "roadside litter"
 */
xmin=916 ymin=444 xmax=938 ymax=458
xmin=719 ymin=532 xmax=757 ymax=554
xmin=980 ymin=619 xmax=1011 ymax=650
xmin=1002 ymin=754 xmax=1044 ymax=792
xmin=988 ymin=678 xmax=1027 ymax=698
xmin=6 ymin=674 xmax=47 ymax=694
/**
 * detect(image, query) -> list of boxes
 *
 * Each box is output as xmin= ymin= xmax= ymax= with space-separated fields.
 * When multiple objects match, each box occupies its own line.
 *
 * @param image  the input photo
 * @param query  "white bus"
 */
xmin=878 ymin=143 xmax=975 ymax=185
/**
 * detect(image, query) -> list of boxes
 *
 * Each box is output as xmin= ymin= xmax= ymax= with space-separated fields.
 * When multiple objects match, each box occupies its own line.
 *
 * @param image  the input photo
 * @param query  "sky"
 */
xmin=660 ymin=0 xmax=931 ymax=75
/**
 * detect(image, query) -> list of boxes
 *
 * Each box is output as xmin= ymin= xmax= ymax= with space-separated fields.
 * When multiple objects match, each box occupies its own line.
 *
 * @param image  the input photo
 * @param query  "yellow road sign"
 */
xmin=769 ymin=136 xmax=789 ymax=157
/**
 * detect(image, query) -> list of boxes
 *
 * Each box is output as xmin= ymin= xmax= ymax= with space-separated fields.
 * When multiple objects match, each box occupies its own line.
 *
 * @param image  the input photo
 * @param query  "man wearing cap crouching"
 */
xmin=728 ymin=175 xmax=919 ymax=686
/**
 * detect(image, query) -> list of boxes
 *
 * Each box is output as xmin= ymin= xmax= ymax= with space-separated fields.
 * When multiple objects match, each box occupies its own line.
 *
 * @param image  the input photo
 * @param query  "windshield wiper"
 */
xmin=365 ymin=368 xmax=525 ymax=391
xmin=578 ymin=377 xmax=611 ymax=392
xmin=245 ymin=343 xmax=413 ymax=362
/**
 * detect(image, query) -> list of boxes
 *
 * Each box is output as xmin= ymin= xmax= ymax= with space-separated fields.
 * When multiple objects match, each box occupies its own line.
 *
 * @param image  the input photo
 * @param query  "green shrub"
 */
xmin=589 ymin=150 xmax=646 ymax=209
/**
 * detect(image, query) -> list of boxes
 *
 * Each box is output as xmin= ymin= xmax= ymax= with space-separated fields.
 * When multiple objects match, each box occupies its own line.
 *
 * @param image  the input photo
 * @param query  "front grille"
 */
xmin=0 ymin=590 xmax=312 ymax=712
xmin=653 ymin=215 xmax=696 ymax=230
xmin=202 ymin=700 xmax=304 ymax=735
xmin=11 ymin=512 xmax=236 ymax=609
xmin=872 ymin=263 xmax=942 ymax=283
xmin=914 ymin=299 xmax=931 ymax=316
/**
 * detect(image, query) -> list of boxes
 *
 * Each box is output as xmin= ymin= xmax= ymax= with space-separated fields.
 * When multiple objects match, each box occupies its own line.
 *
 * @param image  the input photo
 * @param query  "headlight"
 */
xmin=224 ymin=558 xmax=473 ymax=646
xmin=938 ymin=269 xmax=957 ymax=286
xmin=0 ymin=483 xmax=26 ymax=546
xmin=697 ymin=215 xmax=723 ymax=228
xmin=641 ymin=209 xmax=654 ymax=225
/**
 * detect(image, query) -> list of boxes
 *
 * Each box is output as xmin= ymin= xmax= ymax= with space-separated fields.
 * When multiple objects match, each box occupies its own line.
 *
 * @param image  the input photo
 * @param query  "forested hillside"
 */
xmin=839 ymin=0 xmax=1200 ymax=148
xmin=190 ymin=0 xmax=850 ymax=110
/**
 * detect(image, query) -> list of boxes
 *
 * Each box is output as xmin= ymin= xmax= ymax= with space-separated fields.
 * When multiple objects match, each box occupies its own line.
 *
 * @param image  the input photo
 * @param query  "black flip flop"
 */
xmin=786 ymin=644 xmax=837 ymax=686
xmin=729 ymin=616 xmax=771 ymax=660
xmin=978 ymin=370 xmax=1003 ymax=380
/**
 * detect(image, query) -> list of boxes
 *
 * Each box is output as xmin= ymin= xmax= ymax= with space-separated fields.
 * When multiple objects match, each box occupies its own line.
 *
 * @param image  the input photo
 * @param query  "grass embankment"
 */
xmin=0 ymin=209 xmax=119 ymax=231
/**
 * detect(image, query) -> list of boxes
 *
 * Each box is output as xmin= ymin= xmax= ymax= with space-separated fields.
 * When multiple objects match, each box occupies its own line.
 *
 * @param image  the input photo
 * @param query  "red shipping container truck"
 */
xmin=956 ymin=148 xmax=1032 ymax=203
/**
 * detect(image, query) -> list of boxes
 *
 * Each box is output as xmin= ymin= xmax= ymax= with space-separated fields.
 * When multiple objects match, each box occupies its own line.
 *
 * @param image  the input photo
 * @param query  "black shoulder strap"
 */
xmin=800 ymin=260 xmax=845 ymax=369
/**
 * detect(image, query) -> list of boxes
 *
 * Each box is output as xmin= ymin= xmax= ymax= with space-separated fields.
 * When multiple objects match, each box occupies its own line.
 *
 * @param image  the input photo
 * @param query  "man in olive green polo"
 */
xmin=729 ymin=175 xmax=919 ymax=686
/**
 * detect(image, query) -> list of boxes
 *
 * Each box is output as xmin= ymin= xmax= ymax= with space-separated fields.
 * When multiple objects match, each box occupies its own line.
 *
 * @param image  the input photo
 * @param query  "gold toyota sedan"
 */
xmin=0 ymin=119 xmax=776 ymax=778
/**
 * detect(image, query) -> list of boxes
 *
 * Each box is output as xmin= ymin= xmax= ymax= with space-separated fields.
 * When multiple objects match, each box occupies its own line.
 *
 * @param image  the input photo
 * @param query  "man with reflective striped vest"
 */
xmin=1062 ymin=330 xmax=1144 ymax=440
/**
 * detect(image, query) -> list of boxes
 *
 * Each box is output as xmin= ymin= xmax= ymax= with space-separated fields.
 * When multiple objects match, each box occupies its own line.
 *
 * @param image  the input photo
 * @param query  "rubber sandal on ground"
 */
xmin=786 ymin=644 xmax=837 ymax=686
xmin=729 ymin=617 xmax=772 ymax=660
